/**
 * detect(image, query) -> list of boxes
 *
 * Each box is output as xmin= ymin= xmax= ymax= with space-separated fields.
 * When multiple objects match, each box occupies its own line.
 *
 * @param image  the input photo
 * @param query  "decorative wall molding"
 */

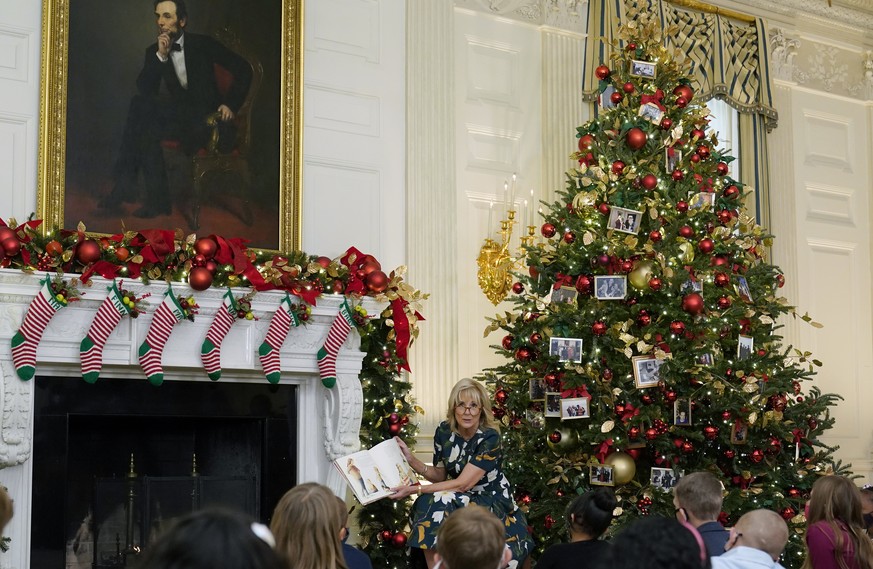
xmin=455 ymin=0 xmax=587 ymax=33
xmin=731 ymin=0 xmax=873 ymax=33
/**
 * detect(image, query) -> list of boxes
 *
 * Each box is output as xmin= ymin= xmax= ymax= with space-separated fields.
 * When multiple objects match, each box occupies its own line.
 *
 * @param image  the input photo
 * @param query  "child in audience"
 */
xmin=536 ymin=488 xmax=616 ymax=569
xmin=335 ymin=495 xmax=373 ymax=569
xmin=135 ymin=508 xmax=286 ymax=569
xmin=803 ymin=475 xmax=873 ymax=569
xmin=433 ymin=504 xmax=511 ymax=569
xmin=271 ymin=482 xmax=348 ymax=569
xmin=597 ymin=516 xmax=709 ymax=569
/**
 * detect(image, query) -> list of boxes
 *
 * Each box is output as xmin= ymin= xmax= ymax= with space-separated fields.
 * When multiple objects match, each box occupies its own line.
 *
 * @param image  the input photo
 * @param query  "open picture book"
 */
xmin=334 ymin=437 xmax=419 ymax=504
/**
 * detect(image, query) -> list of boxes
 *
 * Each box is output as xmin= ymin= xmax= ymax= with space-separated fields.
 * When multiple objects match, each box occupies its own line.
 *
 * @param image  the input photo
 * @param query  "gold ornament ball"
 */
xmin=547 ymin=427 xmax=579 ymax=453
xmin=628 ymin=261 xmax=654 ymax=290
xmin=604 ymin=451 xmax=637 ymax=485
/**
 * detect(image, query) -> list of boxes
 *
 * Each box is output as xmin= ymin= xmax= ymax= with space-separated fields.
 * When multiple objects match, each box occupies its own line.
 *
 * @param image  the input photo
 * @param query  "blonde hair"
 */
xmin=270 ymin=483 xmax=348 ymax=569
xmin=802 ymin=475 xmax=873 ymax=569
xmin=437 ymin=505 xmax=505 ymax=569
xmin=446 ymin=378 xmax=499 ymax=434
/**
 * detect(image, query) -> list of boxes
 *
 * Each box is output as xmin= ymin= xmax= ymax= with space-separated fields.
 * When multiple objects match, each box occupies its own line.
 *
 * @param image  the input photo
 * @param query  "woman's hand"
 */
xmin=389 ymin=484 xmax=420 ymax=500
xmin=394 ymin=436 xmax=414 ymax=462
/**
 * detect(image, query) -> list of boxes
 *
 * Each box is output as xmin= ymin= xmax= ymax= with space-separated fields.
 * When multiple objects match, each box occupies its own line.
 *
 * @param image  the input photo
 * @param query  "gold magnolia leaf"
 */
xmin=748 ymin=411 xmax=758 ymax=424
xmin=583 ymin=231 xmax=596 ymax=246
xmin=601 ymin=420 xmax=615 ymax=433
xmin=77 ymin=221 xmax=86 ymax=233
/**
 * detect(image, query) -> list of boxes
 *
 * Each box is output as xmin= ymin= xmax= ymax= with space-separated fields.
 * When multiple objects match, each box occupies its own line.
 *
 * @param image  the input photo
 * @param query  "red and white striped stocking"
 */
xmin=258 ymin=294 xmax=299 ymax=384
xmin=11 ymin=276 xmax=67 ymax=380
xmin=316 ymin=299 xmax=356 ymax=388
xmin=138 ymin=288 xmax=186 ymax=386
xmin=80 ymin=280 xmax=133 ymax=383
xmin=200 ymin=289 xmax=239 ymax=381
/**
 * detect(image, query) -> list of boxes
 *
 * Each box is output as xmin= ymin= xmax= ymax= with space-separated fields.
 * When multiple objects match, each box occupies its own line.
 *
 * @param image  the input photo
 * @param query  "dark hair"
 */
xmin=153 ymin=0 xmax=188 ymax=21
xmin=601 ymin=516 xmax=709 ymax=569
xmin=134 ymin=508 xmax=286 ymax=569
xmin=567 ymin=488 xmax=616 ymax=538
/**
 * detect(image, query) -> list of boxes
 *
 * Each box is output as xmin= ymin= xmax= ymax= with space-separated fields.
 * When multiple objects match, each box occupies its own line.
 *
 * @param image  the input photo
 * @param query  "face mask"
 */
xmin=863 ymin=513 xmax=873 ymax=528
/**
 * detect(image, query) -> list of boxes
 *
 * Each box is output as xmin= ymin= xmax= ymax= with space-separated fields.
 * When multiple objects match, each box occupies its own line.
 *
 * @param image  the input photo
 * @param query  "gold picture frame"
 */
xmin=37 ymin=0 xmax=302 ymax=252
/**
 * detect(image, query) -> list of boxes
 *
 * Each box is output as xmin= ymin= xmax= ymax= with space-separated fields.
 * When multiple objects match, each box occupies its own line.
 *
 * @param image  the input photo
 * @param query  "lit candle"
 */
xmin=503 ymin=180 xmax=510 ymax=212
xmin=523 ymin=199 xmax=528 ymax=228
xmin=510 ymin=173 xmax=517 ymax=211
xmin=529 ymin=189 xmax=535 ymax=226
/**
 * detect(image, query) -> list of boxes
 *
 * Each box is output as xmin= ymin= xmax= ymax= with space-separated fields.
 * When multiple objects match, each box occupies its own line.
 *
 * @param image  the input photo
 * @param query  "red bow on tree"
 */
xmin=553 ymin=273 xmax=574 ymax=290
xmin=640 ymin=89 xmax=666 ymax=111
xmin=595 ymin=438 xmax=614 ymax=463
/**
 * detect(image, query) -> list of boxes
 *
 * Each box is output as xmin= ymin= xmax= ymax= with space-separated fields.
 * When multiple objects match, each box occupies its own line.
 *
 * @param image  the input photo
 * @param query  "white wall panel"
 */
xmin=306 ymin=0 xmax=381 ymax=63
xmin=465 ymin=39 xmax=519 ymax=106
xmin=0 ymin=113 xmax=30 ymax=214
xmin=805 ymin=183 xmax=855 ymax=225
xmin=802 ymin=110 xmax=853 ymax=172
xmin=305 ymin=84 xmax=381 ymax=137
xmin=0 ymin=25 xmax=30 ymax=82
xmin=303 ymin=159 xmax=381 ymax=257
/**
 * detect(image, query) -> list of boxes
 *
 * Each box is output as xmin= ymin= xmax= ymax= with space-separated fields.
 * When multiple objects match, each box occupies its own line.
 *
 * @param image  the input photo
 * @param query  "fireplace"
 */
xmin=0 ymin=269 xmax=373 ymax=569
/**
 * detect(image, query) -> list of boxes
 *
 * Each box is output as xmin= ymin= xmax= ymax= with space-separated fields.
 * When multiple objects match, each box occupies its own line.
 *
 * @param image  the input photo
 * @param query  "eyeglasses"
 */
xmin=455 ymin=403 xmax=481 ymax=415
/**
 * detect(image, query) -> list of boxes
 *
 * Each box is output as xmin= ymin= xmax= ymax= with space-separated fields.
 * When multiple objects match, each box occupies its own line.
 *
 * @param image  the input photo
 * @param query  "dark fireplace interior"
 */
xmin=31 ymin=376 xmax=297 ymax=568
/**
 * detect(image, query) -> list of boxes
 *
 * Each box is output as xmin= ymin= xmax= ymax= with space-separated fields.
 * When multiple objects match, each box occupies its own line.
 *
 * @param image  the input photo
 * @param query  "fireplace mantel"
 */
xmin=0 ymin=269 xmax=376 ymax=569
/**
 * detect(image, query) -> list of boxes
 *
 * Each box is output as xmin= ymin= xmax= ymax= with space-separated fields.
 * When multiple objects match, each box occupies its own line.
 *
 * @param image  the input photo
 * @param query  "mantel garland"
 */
xmin=0 ymin=216 xmax=427 ymax=566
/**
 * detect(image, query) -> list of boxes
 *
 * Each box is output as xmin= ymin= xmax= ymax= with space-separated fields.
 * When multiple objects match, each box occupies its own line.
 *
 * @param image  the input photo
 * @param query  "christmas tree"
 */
xmin=485 ymin=9 xmax=843 ymax=568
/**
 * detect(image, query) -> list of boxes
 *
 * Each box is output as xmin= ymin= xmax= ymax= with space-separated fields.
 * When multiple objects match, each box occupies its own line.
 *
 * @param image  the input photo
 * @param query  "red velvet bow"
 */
xmin=792 ymin=428 xmax=804 ymax=445
xmin=128 ymin=229 xmax=176 ymax=265
xmin=553 ymin=273 xmax=574 ymax=290
xmin=560 ymin=384 xmax=590 ymax=400
xmin=340 ymin=246 xmax=372 ymax=295
xmin=618 ymin=403 xmax=639 ymax=423
xmin=640 ymin=89 xmax=666 ymax=111
xmin=81 ymin=260 xmax=121 ymax=283
xmin=595 ymin=439 xmax=614 ymax=463
xmin=391 ymin=297 xmax=424 ymax=373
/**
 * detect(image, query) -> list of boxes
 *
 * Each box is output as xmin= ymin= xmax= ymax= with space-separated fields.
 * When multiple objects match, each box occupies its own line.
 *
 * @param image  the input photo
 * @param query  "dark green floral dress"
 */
xmin=408 ymin=421 xmax=533 ymax=566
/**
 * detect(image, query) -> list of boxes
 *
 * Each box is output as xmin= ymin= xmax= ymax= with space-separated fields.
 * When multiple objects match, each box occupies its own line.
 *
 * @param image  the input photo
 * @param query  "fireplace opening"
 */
xmin=31 ymin=376 xmax=297 ymax=568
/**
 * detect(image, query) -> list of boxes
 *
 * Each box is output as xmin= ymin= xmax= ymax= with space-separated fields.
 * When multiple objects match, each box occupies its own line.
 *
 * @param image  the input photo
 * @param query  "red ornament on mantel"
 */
xmin=77 ymin=240 xmax=102 ymax=265
xmin=188 ymin=266 xmax=214 ymax=291
xmin=366 ymin=270 xmax=389 ymax=293
xmin=194 ymin=237 xmax=218 ymax=259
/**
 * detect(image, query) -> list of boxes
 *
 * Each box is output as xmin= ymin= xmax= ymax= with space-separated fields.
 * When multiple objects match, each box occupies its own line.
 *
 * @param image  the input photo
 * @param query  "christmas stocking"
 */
xmin=80 ymin=280 xmax=134 ymax=383
xmin=11 ymin=276 xmax=67 ymax=380
xmin=200 ymin=289 xmax=239 ymax=381
xmin=316 ymin=299 xmax=356 ymax=389
xmin=258 ymin=293 xmax=299 ymax=384
xmin=138 ymin=287 xmax=186 ymax=386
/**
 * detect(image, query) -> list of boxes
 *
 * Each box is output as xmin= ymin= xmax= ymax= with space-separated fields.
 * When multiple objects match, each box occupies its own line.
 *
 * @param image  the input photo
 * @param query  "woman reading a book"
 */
xmin=390 ymin=378 xmax=533 ymax=569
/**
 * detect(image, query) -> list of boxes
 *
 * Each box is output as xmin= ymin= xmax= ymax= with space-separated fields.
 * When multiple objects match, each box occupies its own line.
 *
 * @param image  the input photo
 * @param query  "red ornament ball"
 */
xmin=698 ymin=238 xmax=714 ymax=254
xmin=665 ymin=390 xmax=678 ymax=403
xmin=512 ymin=282 xmax=525 ymax=294
xmin=717 ymin=209 xmax=733 ymax=225
xmin=673 ymin=84 xmax=694 ymax=103
xmin=724 ymin=449 xmax=736 ymax=459
xmin=724 ymin=185 xmax=740 ymax=199
xmin=188 ymin=266 xmax=214 ymax=291
xmin=492 ymin=406 xmax=506 ymax=420
xmin=691 ymin=128 xmax=706 ymax=140
xmin=388 ymin=423 xmax=402 ymax=436
xmin=648 ymin=277 xmax=662 ymax=291
xmin=563 ymin=231 xmax=576 ymax=244
xmin=366 ymin=270 xmax=389 ymax=293
xmin=690 ymin=153 xmax=701 ymax=163
xmin=388 ymin=412 xmax=400 ymax=424
xmin=788 ymin=487 xmax=801 ymax=498
xmin=641 ymin=394 xmax=654 ymax=405
xmin=612 ymin=160 xmax=626 ymax=175
xmin=717 ymin=296 xmax=732 ymax=310
xmin=194 ymin=237 xmax=218 ymax=259
xmin=594 ymin=65 xmax=611 ymax=80
xmin=682 ymin=292 xmax=705 ymax=315
xmin=670 ymin=321 xmax=686 ymax=335
xmin=544 ymin=514 xmax=556 ymax=530
xmin=671 ymin=170 xmax=684 ymax=182
xmin=626 ymin=128 xmax=647 ymax=150
xmin=495 ymin=388 xmax=509 ymax=405
xmin=641 ymin=174 xmax=658 ymax=190
xmin=77 ymin=239 xmax=102 ymax=265
xmin=1 ymin=236 xmax=21 ymax=257
xmin=548 ymin=430 xmax=562 ymax=443
xmin=661 ymin=118 xmax=673 ymax=130
xmin=391 ymin=533 xmax=408 ymax=548
xmin=621 ymin=260 xmax=634 ymax=273
xmin=45 ymin=240 xmax=64 ymax=257
xmin=714 ymin=272 xmax=730 ymax=287
xmin=598 ymin=203 xmax=611 ymax=216
xmin=681 ymin=441 xmax=694 ymax=453
xmin=602 ymin=368 xmax=613 ymax=381
xmin=703 ymin=425 xmax=719 ymax=440
xmin=515 ymin=348 xmax=531 ymax=362
xmin=0 ymin=227 xmax=14 ymax=244
xmin=379 ymin=530 xmax=393 ymax=542
xmin=645 ymin=428 xmax=658 ymax=440
xmin=776 ymin=274 xmax=785 ymax=288
xmin=541 ymin=223 xmax=557 ymax=238
xmin=628 ymin=426 xmax=641 ymax=439
xmin=781 ymin=507 xmax=796 ymax=521
xmin=676 ymin=201 xmax=689 ymax=213
xmin=592 ymin=321 xmax=607 ymax=336
xmin=578 ymin=134 xmax=595 ymax=152
xmin=750 ymin=449 xmax=764 ymax=463
xmin=675 ymin=96 xmax=688 ymax=108
xmin=678 ymin=225 xmax=695 ymax=238
xmin=716 ymin=162 xmax=729 ymax=176
xmin=697 ymin=145 xmax=710 ymax=159
xmin=502 ymin=335 xmax=514 ymax=350
xmin=610 ymin=91 xmax=624 ymax=105
xmin=529 ymin=332 xmax=542 ymax=345
xmin=649 ymin=230 xmax=662 ymax=242
xmin=622 ymin=81 xmax=635 ymax=93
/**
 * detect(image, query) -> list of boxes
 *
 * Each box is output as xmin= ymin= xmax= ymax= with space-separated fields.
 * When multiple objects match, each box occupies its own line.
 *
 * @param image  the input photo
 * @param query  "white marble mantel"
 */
xmin=0 ymin=268 xmax=376 ymax=569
